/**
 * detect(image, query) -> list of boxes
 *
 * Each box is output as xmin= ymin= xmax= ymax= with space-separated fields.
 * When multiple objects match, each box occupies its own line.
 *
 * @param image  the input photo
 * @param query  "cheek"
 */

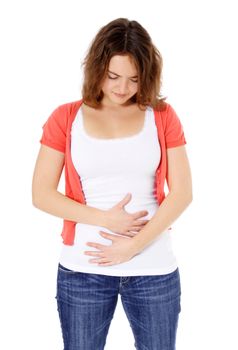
xmin=101 ymin=80 xmax=114 ymax=92
xmin=130 ymin=84 xmax=138 ymax=94
xmin=132 ymin=84 xmax=138 ymax=92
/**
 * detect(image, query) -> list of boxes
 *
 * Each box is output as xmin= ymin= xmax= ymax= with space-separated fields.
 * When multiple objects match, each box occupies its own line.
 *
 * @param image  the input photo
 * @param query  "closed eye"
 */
xmin=108 ymin=75 xmax=138 ymax=83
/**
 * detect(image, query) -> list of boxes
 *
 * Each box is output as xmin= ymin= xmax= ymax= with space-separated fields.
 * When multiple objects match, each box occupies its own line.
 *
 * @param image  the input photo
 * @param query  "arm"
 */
xmin=32 ymin=145 xmax=108 ymax=226
xmin=32 ymin=145 xmax=149 ymax=233
xmin=132 ymin=145 xmax=193 ymax=252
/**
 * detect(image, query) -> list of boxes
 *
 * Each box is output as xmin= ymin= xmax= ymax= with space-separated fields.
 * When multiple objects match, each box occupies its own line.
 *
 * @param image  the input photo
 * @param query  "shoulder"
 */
xmin=153 ymin=102 xmax=177 ymax=127
xmin=54 ymin=99 xmax=83 ymax=119
xmin=154 ymin=102 xmax=187 ymax=148
xmin=46 ymin=99 xmax=83 ymax=128
xmin=155 ymin=102 xmax=182 ymax=128
xmin=156 ymin=102 xmax=176 ymax=121
xmin=40 ymin=99 xmax=83 ymax=151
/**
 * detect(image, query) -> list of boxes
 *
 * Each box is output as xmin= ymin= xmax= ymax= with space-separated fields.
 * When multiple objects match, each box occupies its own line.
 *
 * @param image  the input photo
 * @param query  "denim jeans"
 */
xmin=55 ymin=263 xmax=181 ymax=350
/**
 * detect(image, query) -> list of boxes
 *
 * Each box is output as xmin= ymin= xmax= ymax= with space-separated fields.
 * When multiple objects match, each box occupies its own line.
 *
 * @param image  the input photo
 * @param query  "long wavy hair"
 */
xmin=81 ymin=18 xmax=167 ymax=111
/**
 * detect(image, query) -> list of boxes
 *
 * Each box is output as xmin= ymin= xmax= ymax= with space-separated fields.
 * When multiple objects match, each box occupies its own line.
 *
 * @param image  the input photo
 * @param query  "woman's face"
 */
xmin=101 ymin=55 xmax=138 ymax=107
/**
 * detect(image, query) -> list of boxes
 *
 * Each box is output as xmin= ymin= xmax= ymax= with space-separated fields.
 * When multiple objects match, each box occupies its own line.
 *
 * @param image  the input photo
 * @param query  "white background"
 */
xmin=1 ymin=0 xmax=237 ymax=349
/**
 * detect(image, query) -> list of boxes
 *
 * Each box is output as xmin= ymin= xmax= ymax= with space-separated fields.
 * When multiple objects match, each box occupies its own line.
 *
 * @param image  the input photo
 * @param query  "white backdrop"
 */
xmin=1 ymin=0 xmax=237 ymax=349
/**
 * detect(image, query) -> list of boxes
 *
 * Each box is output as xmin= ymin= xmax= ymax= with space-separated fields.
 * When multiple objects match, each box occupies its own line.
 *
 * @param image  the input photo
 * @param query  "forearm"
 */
xmin=132 ymin=191 xmax=192 ymax=253
xmin=32 ymin=190 xmax=107 ymax=227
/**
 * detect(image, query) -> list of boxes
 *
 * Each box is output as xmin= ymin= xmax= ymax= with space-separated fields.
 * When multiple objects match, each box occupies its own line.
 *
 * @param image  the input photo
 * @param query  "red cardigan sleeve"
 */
xmin=163 ymin=103 xmax=187 ymax=148
xmin=39 ymin=105 xmax=67 ymax=153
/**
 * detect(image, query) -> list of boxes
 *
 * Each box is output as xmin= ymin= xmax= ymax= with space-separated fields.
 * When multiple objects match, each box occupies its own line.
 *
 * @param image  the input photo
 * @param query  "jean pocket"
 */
xmin=58 ymin=263 xmax=78 ymax=274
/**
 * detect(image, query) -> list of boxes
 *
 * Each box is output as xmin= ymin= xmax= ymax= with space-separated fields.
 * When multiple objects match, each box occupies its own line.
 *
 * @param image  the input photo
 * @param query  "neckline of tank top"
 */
xmin=78 ymin=106 xmax=152 ymax=142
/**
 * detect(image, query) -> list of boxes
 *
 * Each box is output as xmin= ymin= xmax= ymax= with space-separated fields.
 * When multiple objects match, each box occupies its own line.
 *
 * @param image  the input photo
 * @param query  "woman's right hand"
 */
xmin=105 ymin=193 xmax=149 ymax=237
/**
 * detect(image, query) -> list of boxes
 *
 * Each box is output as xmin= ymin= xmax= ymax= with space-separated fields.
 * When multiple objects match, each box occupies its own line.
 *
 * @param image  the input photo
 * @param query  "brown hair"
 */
xmin=81 ymin=18 xmax=167 ymax=111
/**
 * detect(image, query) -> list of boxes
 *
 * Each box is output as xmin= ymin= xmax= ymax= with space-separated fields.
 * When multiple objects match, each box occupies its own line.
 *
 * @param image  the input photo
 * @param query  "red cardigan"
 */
xmin=40 ymin=99 xmax=186 ymax=245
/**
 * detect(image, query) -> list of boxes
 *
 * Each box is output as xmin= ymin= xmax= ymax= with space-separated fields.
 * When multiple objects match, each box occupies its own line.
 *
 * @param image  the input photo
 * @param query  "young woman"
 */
xmin=32 ymin=17 xmax=192 ymax=350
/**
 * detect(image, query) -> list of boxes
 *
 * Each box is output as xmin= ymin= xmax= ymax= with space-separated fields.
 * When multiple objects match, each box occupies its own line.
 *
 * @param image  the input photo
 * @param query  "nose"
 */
xmin=117 ymin=79 xmax=129 ymax=94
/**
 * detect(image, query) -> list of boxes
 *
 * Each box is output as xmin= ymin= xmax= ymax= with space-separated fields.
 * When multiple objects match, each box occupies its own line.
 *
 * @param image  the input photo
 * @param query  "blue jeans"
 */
xmin=55 ymin=263 xmax=181 ymax=350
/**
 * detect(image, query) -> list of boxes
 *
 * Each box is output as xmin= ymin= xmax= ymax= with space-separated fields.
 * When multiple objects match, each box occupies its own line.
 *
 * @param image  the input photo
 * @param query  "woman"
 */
xmin=32 ymin=18 xmax=192 ymax=350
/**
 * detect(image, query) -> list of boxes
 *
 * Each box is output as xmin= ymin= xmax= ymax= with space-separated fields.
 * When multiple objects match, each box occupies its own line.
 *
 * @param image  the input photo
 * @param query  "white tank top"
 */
xmin=59 ymin=106 xmax=178 ymax=276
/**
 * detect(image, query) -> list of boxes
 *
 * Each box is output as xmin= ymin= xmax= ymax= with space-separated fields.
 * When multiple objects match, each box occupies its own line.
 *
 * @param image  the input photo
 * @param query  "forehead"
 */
xmin=108 ymin=55 xmax=137 ymax=74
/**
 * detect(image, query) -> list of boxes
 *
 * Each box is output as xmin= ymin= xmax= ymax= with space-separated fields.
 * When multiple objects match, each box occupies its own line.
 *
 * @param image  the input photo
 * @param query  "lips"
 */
xmin=114 ymin=92 xmax=127 ymax=98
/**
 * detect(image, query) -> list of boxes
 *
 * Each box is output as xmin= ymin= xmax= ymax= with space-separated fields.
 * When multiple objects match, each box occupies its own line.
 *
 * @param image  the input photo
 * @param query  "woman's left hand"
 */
xmin=84 ymin=231 xmax=139 ymax=266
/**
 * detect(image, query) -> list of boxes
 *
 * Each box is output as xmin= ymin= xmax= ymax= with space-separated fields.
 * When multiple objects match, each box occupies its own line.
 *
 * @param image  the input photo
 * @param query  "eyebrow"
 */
xmin=108 ymin=70 xmax=138 ymax=78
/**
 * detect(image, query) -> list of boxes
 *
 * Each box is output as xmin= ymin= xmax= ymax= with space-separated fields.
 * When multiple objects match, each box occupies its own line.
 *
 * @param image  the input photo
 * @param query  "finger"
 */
xmin=130 ymin=223 xmax=148 ymax=232
xmin=84 ymin=251 xmax=104 ymax=257
xmin=130 ymin=220 xmax=149 ymax=230
xmin=99 ymin=231 xmax=117 ymax=241
xmin=114 ymin=193 xmax=132 ymax=209
xmin=97 ymin=258 xmax=112 ymax=264
xmin=128 ymin=232 xmax=138 ymax=237
xmin=134 ymin=219 xmax=149 ymax=225
xmin=119 ymin=231 xmax=137 ymax=237
xmin=98 ymin=260 xmax=120 ymax=266
xmin=86 ymin=242 xmax=106 ymax=250
xmin=89 ymin=258 xmax=111 ymax=264
xmin=132 ymin=210 xmax=149 ymax=219
xmin=130 ymin=226 xmax=145 ymax=231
